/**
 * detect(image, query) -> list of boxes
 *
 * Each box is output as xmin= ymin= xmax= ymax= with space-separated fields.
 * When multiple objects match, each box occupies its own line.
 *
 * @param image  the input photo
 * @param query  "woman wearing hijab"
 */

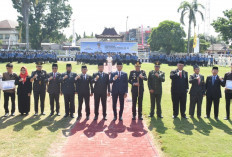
xmin=15 ymin=67 xmax=32 ymax=115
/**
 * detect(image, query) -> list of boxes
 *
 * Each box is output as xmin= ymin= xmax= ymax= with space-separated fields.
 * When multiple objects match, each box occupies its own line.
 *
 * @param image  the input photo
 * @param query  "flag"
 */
xmin=18 ymin=26 xmax=22 ymax=43
xmin=193 ymin=33 xmax=197 ymax=48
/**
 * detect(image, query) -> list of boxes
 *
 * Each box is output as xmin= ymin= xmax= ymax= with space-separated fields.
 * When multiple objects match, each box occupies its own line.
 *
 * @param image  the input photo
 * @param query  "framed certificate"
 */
xmin=0 ymin=80 xmax=15 ymax=90
xmin=226 ymin=80 xmax=232 ymax=90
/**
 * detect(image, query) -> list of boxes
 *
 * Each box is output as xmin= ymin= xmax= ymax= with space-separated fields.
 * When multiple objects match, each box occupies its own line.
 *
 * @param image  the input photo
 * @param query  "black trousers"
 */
xmin=112 ymin=93 xmax=125 ymax=118
xmin=171 ymin=92 xmax=187 ymax=117
xmin=225 ymin=93 xmax=232 ymax=118
xmin=49 ymin=93 xmax=60 ymax=114
xmin=206 ymin=96 xmax=220 ymax=118
xmin=64 ymin=94 xmax=75 ymax=115
xmin=78 ymin=93 xmax=90 ymax=116
xmin=150 ymin=93 xmax=162 ymax=116
xmin=94 ymin=93 xmax=107 ymax=117
xmin=34 ymin=90 xmax=46 ymax=113
xmin=189 ymin=94 xmax=203 ymax=116
xmin=4 ymin=92 xmax=15 ymax=113
xmin=132 ymin=90 xmax=143 ymax=117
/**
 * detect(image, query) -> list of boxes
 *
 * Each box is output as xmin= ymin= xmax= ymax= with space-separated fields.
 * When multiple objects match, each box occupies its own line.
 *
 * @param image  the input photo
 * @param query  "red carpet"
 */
xmin=61 ymin=65 xmax=159 ymax=157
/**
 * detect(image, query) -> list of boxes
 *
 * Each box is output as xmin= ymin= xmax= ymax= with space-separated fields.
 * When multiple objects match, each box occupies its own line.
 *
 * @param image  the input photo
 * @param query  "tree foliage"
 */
xmin=12 ymin=0 xmax=72 ymax=49
xmin=148 ymin=20 xmax=186 ymax=54
xmin=212 ymin=9 xmax=232 ymax=45
xmin=178 ymin=0 xmax=204 ymax=54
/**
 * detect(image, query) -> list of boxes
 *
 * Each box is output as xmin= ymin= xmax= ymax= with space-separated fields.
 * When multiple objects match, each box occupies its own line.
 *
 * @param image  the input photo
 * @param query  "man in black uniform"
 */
xmin=128 ymin=61 xmax=147 ymax=120
xmin=76 ymin=65 xmax=93 ymax=120
xmin=30 ymin=62 xmax=47 ymax=116
xmin=47 ymin=64 xmax=61 ymax=116
xmin=60 ymin=64 xmax=77 ymax=118
xmin=170 ymin=61 xmax=189 ymax=119
xmin=222 ymin=64 xmax=232 ymax=120
xmin=189 ymin=65 xmax=205 ymax=118
xmin=147 ymin=61 xmax=165 ymax=118
xmin=205 ymin=67 xmax=223 ymax=120
xmin=92 ymin=63 xmax=110 ymax=120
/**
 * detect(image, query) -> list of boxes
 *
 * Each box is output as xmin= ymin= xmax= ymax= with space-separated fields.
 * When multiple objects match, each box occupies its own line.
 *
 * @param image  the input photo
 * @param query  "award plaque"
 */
xmin=226 ymin=80 xmax=232 ymax=90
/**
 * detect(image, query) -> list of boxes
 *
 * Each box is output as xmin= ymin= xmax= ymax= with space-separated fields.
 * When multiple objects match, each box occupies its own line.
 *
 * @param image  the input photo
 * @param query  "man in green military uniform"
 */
xmin=128 ymin=61 xmax=147 ymax=120
xmin=148 ymin=61 xmax=165 ymax=118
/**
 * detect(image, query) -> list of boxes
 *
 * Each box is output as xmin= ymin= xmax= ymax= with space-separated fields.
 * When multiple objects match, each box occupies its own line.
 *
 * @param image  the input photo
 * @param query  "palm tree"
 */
xmin=178 ymin=0 xmax=205 ymax=54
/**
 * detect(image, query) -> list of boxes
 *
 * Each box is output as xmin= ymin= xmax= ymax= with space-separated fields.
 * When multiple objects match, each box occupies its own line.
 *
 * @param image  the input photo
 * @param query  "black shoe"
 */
xmin=190 ymin=115 xmax=194 ymax=118
xmin=113 ymin=117 xmax=117 ymax=121
xmin=132 ymin=116 xmax=136 ymax=120
xmin=21 ymin=113 xmax=24 ymax=116
xmin=119 ymin=117 xmax=123 ymax=121
xmin=25 ymin=113 xmax=29 ymax=115
xmin=57 ymin=112 xmax=61 ymax=116
xmin=41 ymin=112 xmax=46 ymax=115
xmin=64 ymin=114 xmax=69 ymax=118
xmin=224 ymin=117 xmax=230 ymax=120
xmin=215 ymin=117 xmax=219 ymax=121
xmin=86 ymin=116 xmax=89 ymax=120
xmin=49 ymin=113 xmax=54 ymax=116
xmin=94 ymin=116 xmax=98 ymax=120
xmin=197 ymin=115 xmax=202 ymax=119
xmin=76 ymin=115 xmax=82 ymax=120
xmin=70 ymin=114 xmax=74 ymax=118
xmin=182 ymin=116 xmax=188 ymax=119
xmin=148 ymin=115 xmax=154 ymax=118
xmin=11 ymin=113 xmax=15 ymax=116
xmin=103 ymin=116 xmax=107 ymax=120
xmin=172 ymin=115 xmax=177 ymax=119
xmin=139 ymin=116 xmax=143 ymax=120
xmin=157 ymin=115 xmax=163 ymax=118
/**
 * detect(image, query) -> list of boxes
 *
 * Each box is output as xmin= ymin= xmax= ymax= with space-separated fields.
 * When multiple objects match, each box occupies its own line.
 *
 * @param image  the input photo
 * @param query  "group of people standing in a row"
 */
xmin=1 ymin=60 xmax=232 ymax=121
xmin=76 ymin=52 xmax=138 ymax=66
xmin=0 ymin=50 xmax=57 ymax=63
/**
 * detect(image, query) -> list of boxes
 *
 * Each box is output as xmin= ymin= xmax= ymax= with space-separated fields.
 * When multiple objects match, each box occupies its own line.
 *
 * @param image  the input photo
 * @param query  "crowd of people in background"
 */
xmin=2 ymin=49 xmax=232 ymax=68
xmin=75 ymin=52 xmax=138 ymax=65
xmin=0 ymin=49 xmax=57 ymax=63
xmin=149 ymin=54 xmax=214 ymax=66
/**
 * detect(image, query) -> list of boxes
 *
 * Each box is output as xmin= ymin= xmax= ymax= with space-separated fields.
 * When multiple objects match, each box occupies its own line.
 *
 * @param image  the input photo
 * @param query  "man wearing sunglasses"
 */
xmin=30 ymin=62 xmax=48 ymax=116
xmin=47 ymin=64 xmax=61 ymax=116
xmin=2 ymin=63 xmax=18 ymax=117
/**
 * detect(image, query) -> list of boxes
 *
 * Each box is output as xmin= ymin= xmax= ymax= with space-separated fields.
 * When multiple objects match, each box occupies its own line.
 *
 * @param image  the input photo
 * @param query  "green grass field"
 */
xmin=0 ymin=62 xmax=231 ymax=157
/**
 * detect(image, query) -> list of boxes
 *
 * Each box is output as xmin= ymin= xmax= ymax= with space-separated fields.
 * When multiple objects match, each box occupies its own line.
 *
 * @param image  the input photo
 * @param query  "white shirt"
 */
xmin=177 ymin=70 xmax=182 ymax=76
xmin=107 ymin=56 xmax=113 ymax=63
xmin=82 ymin=73 xmax=86 ymax=80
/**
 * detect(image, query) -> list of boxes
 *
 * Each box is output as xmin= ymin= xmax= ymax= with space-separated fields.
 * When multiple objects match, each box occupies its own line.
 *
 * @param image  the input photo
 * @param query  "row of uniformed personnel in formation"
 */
xmin=0 ymin=50 xmax=57 ymax=63
xmin=76 ymin=52 xmax=138 ymax=65
xmin=1 ymin=60 xmax=232 ymax=121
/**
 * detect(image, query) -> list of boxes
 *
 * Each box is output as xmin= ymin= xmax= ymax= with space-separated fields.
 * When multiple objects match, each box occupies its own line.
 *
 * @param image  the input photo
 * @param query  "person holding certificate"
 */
xmin=15 ymin=67 xmax=32 ymax=115
xmin=222 ymin=64 xmax=232 ymax=120
xmin=2 ymin=63 xmax=18 ymax=117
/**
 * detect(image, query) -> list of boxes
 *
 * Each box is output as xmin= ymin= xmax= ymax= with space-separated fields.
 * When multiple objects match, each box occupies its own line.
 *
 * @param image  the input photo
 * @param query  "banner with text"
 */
xmin=80 ymin=42 xmax=138 ymax=54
